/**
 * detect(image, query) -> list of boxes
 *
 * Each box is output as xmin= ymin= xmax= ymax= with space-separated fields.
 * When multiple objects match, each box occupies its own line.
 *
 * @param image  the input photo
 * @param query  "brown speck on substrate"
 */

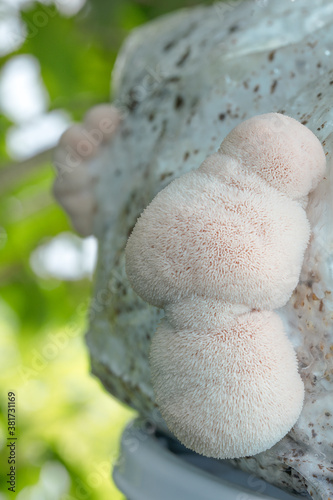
xmin=174 ymin=95 xmax=184 ymax=109
xmin=268 ymin=50 xmax=276 ymax=61
xmin=183 ymin=152 xmax=190 ymax=161
xmin=219 ymin=113 xmax=226 ymax=121
xmin=165 ymin=76 xmax=181 ymax=83
xmin=254 ymin=84 xmax=260 ymax=92
xmin=270 ymin=80 xmax=278 ymax=94
xmin=164 ymin=39 xmax=176 ymax=51
xmin=229 ymin=24 xmax=239 ymax=33
xmin=284 ymin=467 xmax=292 ymax=476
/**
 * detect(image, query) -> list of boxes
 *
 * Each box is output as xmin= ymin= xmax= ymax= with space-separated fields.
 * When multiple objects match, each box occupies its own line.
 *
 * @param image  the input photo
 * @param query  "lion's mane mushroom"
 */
xmin=125 ymin=113 xmax=326 ymax=459
xmin=53 ymin=105 xmax=121 ymax=236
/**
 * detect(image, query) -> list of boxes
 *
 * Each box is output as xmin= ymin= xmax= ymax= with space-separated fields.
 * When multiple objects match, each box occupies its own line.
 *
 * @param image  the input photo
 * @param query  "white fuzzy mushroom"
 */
xmin=150 ymin=310 xmax=304 ymax=459
xmin=53 ymin=105 xmax=121 ymax=236
xmin=125 ymin=113 xmax=326 ymax=459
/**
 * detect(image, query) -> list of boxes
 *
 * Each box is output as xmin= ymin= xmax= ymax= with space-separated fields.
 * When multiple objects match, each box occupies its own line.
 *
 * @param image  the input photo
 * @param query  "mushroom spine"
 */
xmin=125 ymin=113 xmax=326 ymax=459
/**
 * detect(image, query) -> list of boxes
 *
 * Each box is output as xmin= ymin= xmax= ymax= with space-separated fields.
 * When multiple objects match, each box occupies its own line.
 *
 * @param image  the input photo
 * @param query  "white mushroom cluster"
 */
xmin=53 ymin=105 xmax=121 ymax=236
xmin=125 ymin=113 xmax=326 ymax=459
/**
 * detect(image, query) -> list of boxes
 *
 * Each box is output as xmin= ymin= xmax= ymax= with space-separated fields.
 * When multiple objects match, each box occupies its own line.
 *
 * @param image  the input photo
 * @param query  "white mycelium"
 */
xmin=125 ymin=113 xmax=326 ymax=459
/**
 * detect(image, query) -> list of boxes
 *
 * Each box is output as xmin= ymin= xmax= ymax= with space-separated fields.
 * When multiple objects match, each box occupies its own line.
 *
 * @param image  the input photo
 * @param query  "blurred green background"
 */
xmin=0 ymin=0 xmax=214 ymax=498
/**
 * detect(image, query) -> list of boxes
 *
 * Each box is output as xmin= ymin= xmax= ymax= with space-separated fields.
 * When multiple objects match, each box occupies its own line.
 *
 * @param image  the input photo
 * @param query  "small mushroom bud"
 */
xmin=125 ymin=113 xmax=326 ymax=459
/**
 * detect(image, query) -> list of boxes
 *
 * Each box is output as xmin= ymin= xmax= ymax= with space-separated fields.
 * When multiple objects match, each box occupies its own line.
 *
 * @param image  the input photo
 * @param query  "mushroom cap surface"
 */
xmin=219 ymin=113 xmax=326 ymax=199
xmin=150 ymin=310 xmax=304 ymax=459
